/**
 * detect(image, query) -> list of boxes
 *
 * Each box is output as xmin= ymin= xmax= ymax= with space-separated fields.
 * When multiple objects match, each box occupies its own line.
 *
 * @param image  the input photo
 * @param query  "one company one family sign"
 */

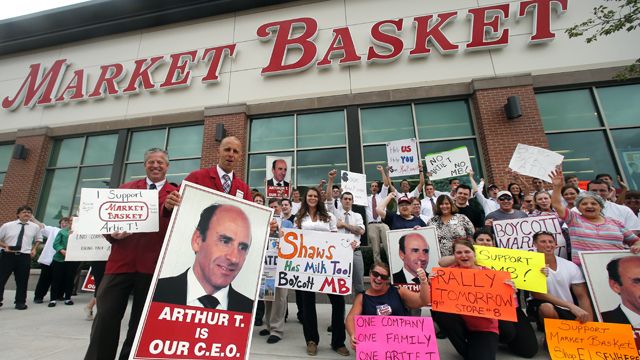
xmin=2 ymin=0 xmax=568 ymax=110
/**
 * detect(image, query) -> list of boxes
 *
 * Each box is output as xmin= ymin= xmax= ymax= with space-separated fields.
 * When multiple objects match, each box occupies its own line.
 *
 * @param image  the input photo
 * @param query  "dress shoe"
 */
xmin=48 ymin=301 xmax=56 ymax=307
xmin=327 ymin=325 xmax=332 ymax=332
xmin=259 ymin=329 xmax=269 ymax=336
xmin=64 ymin=300 xmax=74 ymax=305
xmin=306 ymin=341 xmax=317 ymax=356
xmin=33 ymin=298 xmax=43 ymax=304
xmin=15 ymin=304 xmax=28 ymax=310
xmin=333 ymin=346 xmax=350 ymax=356
xmin=266 ymin=335 xmax=281 ymax=344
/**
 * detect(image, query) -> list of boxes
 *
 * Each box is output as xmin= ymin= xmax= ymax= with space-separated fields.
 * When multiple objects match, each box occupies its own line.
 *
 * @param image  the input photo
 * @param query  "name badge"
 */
xmin=449 ymin=218 xmax=458 ymax=225
xmin=236 ymin=190 xmax=244 ymax=199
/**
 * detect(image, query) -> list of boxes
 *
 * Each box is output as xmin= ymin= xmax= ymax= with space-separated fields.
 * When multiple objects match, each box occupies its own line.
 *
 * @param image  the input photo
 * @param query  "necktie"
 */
xmin=412 ymin=277 xmax=420 ymax=285
xmin=277 ymin=182 xmax=282 ymax=187
xmin=372 ymin=195 xmax=378 ymax=220
xmin=222 ymin=174 xmax=231 ymax=194
xmin=198 ymin=295 xmax=220 ymax=309
xmin=15 ymin=223 xmax=25 ymax=251
xmin=344 ymin=212 xmax=350 ymax=225
xmin=148 ymin=183 xmax=157 ymax=190
xmin=334 ymin=199 xmax=338 ymax=208
xmin=430 ymin=197 xmax=436 ymax=214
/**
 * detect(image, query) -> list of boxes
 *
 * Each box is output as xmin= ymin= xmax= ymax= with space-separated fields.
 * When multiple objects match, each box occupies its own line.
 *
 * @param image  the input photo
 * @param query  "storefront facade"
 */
xmin=0 ymin=0 xmax=638 ymax=224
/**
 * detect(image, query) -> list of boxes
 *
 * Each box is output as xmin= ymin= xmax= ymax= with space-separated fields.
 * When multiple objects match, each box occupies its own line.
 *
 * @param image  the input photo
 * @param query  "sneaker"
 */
xmin=33 ymin=298 xmax=43 ymax=304
xmin=84 ymin=306 xmax=94 ymax=321
xmin=267 ymin=335 xmax=281 ymax=344
xmin=64 ymin=300 xmax=74 ymax=305
xmin=15 ymin=304 xmax=28 ymax=310
xmin=333 ymin=346 xmax=350 ymax=356
xmin=259 ymin=329 xmax=269 ymax=336
xmin=48 ymin=301 xmax=56 ymax=308
xmin=306 ymin=341 xmax=317 ymax=356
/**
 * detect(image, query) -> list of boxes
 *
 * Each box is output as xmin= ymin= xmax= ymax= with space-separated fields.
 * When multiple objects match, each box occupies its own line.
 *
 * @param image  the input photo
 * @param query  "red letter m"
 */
xmin=2 ymin=59 xmax=68 ymax=110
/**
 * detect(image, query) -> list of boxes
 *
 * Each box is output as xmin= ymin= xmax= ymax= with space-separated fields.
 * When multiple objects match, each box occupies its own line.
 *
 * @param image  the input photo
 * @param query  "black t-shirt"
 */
xmin=457 ymin=199 xmax=485 ymax=228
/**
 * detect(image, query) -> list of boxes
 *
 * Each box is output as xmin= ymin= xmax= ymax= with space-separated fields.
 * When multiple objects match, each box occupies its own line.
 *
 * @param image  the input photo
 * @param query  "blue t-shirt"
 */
xmin=362 ymin=286 xmax=409 ymax=316
xmin=383 ymin=212 xmax=426 ymax=230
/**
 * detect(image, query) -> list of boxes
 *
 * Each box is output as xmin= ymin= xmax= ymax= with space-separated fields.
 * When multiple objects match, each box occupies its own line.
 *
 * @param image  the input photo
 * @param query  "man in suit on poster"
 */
xmin=602 ymin=256 xmax=640 ymax=327
xmin=153 ymin=203 xmax=253 ymax=313
xmin=266 ymin=158 xmax=289 ymax=188
xmin=392 ymin=233 xmax=430 ymax=285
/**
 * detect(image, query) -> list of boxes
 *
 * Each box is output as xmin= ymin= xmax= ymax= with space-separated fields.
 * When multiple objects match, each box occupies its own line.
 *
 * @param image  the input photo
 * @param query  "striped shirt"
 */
xmin=561 ymin=210 xmax=639 ymax=266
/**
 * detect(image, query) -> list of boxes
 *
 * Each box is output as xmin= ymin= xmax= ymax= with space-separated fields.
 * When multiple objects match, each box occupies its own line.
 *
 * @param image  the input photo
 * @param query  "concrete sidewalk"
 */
xmin=0 ymin=289 xmax=550 ymax=360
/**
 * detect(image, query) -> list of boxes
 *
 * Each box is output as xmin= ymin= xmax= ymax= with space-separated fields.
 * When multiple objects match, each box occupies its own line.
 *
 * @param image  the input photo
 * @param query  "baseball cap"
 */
xmin=397 ymin=196 xmax=412 ymax=205
xmin=497 ymin=191 xmax=512 ymax=199
xmin=487 ymin=184 xmax=498 ymax=190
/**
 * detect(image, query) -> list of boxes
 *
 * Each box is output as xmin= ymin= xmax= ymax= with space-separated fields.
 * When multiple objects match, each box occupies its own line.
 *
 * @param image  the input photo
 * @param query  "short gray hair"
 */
xmin=575 ymin=191 xmax=605 ymax=214
xmin=144 ymin=148 xmax=169 ymax=163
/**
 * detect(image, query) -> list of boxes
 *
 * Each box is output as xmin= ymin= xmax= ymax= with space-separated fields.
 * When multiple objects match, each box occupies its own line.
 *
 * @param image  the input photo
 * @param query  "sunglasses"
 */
xmin=498 ymin=196 xmax=512 ymax=201
xmin=370 ymin=270 xmax=390 ymax=281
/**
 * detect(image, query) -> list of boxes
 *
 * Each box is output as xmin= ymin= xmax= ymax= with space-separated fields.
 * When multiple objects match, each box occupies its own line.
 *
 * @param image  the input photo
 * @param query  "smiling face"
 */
xmin=439 ymin=197 xmax=453 ymax=215
xmin=588 ymin=183 xmax=610 ymax=201
xmin=533 ymin=233 xmax=557 ymax=256
xmin=610 ymin=257 xmax=640 ymax=315
xmin=455 ymin=187 xmax=470 ymax=206
xmin=145 ymin=151 xmax=169 ymax=183
xmin=369 ymin=265 xmax=390 ymax=291
xmin=191 ymin=206 xmax=251 ymax=294
xmin=474 ymin=234 xmax=494 ymax=247
xmin=454 ymin=243 xmax=476 ymax=269
xmin=272 ymin=159 xmax=287 ymax=183
xmin=218 ymin=137 xmax=242 ymax=173
xmin=399 ymin=234 xmax=429 ymax=278
xmin=577 ymin=197 xmax=602 ymax=220
xmin=400 ymin=180 xmax=411 ymax=193
xmin=535 ymin=192 xmax=551 ymax=211
xmin=306 ymin=188 xmax=319 ymax=209
xmin=411 ymin=199 xmax=421 ymax=216
xmin=562 ymin=187 xmax=578 ymax=205
xmin=498 ymin=195 xmax=514 ymax=211
xmin=398 ymin=200 xmax=413 ymax=218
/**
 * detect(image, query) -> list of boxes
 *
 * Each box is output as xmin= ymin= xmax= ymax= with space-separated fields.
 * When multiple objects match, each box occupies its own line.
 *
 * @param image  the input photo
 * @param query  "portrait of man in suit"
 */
xmin=266 ymin=159 xmax=289 ymax=188
xmin=392 ymin=233 xmax=429 ymax=285
xmin=153 ymin=203 xmax=253 ymax=313
xmin=602 ymin=256 xmax=640 ymax=327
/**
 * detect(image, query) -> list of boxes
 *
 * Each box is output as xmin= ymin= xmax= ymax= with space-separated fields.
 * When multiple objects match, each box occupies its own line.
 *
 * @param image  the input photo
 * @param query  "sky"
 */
xmin=0 ymin=0 xmax=91 ymax=21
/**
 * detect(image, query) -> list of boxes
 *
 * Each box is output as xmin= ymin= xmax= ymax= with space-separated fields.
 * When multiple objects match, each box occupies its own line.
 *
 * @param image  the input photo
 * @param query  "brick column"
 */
xmin=0 ymin=128 xmax=52 ymax=223
xmin=471 ymin=76 xmax=548 ymax=188
xmin=201 ymin=105 xmax=249 ymax=180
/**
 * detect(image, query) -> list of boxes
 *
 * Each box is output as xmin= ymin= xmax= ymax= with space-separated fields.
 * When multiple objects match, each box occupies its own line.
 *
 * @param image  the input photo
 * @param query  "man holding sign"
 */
xmin=85 ymin=148 xmax=178 ymax=360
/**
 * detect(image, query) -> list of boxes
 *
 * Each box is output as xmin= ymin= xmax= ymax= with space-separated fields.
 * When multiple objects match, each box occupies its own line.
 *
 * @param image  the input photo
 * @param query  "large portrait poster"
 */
xmin=265 ymin=156 xmax=292 ymax=198
xmin=386 ymin=227 xmax=440 ymax=293
xmin=131 ymin=181 xmax=273 ymax=360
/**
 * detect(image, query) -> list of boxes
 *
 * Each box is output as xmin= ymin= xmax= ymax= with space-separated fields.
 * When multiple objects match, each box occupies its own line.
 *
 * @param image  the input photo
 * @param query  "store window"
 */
xmin=38 ymin=134 xmax=118 ymax=225
xmin=248 ymin=110 xmax=348 ymax=194
xmin=123 ymin=125 xmax=203 ymax=185
xmin=0 ymin=144 xmax=13 ymax=187
xmin=361 ymin=100 xmax=480 ymax=192
xmin=538 ymin=84 xmax=640 ymax=188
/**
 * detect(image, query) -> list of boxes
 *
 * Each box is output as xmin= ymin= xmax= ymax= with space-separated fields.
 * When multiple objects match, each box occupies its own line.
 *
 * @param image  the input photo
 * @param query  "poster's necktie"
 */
xmin=222 ymin=174 xmax=231 ymax=194
xmin=198 ymin=295 xmax=219 ymax=309
xmin=277 ymin=182 xmax=282 ymax=187
xmin=412 ymin=277 xmax=421 ymax=285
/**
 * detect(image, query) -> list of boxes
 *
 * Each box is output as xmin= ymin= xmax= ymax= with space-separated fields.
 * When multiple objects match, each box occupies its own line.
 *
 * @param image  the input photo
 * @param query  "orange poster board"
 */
xmin=545 ymin=319 xmax=639 ymax=360
xmin=430 ymin=267 xmax=516 ymax=321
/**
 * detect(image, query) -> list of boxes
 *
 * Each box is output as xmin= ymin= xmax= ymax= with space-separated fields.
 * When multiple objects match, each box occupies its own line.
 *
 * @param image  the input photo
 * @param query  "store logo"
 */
xmin=2 ymin=0 xmax=567 ymax=111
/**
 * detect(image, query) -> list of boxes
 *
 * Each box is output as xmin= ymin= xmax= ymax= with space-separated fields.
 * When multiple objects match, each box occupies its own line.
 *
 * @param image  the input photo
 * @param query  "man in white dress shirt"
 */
xmin=588 ymin=180 xmax=640 ymax=230
xmin=366 ymin=165 xmax=391 ymax=263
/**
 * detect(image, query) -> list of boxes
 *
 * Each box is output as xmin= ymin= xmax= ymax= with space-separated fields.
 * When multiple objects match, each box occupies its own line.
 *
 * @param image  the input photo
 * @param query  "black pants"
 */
xmin=295 ymin=290 xmax=304 ymax=321
xmin=34 ymin=263 xmax=52 ymax=300
xmin=498 ymin=307 xmax=538 ymax=358
xmin=51 ymin=260 xmax=80 ymax=301
xmin=90 ymin=261 xmax=107 ymax=297
xmin=85 ymin=273 xmax=152 ymax=360
xmin=0 ymin=252 xmax=31 ymax=305
xmin=300 ymin=290 xmax=345 ymax=349
xmin=255 ymin=300 xmax=265 ymax=321
xmin=432 ymin=310 xmax=499 ymax=360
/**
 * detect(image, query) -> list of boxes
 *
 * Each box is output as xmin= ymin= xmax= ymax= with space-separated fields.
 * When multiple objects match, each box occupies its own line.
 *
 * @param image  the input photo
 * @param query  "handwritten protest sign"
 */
xmin=64 ymin=217 xmax=111 ymax=261
xmin=508 ymin=144 xmax=564 ymax=183
xmin=431 ymin=267 xmax=516 ymax=321
xmin=425 ymin=146 xmax=471 ymax=181
xmin=259 ymin=238 xmax=279 ymax=301
xmin=475 ymin=245 xmax=547 ymax=293
xmin=265 ymin=155 xmax=292 ymax=198
xmin=340 ymin=171 xmax=367 ymax=206
xmin=492 ymin=215 xmax=566 ymax=259
xmin=277 ymin=229 xmax=354 ymax=295
xmin=81 ymin=268 xmax=96 ymax=292
xmin=545 ymin=319 xmax=639 ymax=360
xmin=355 ymin=316 xmax=440 ymax=360
xmin=77 ymin=188 xmax=159 ymax=234
xmin=386 ymin=139 xmax=420 ymax=178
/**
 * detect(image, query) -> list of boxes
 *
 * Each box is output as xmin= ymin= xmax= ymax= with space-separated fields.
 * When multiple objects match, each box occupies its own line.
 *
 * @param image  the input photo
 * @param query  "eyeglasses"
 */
xmin=498 ymin=196 xmax=512 ymax=201
xmin=370 ymin=270 xmax=390 ymax=281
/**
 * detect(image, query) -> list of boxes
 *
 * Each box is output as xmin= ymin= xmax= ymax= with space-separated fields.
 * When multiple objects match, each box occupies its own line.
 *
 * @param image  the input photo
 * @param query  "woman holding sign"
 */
xmin=550 ymin=168 xmax=640 ymax=266
xmin=426 ymin=195 xmax=474 ymax=257
xmin=432 ymin=239 xmax=521 ymax=360
xmin=295 ymin=185 xmax=351 ymax=357
xmin=344 ymin=262 xmax=430 ymax=349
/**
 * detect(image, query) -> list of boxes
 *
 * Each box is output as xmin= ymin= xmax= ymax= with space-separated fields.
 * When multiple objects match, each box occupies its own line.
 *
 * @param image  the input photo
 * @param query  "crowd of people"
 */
xmin=1 ymin=135 xmax=640 ymax=360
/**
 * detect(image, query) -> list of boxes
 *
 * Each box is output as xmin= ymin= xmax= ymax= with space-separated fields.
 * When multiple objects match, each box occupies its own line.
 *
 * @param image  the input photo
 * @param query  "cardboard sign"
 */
xmin=355 ymin=316 xmax=440 ymax=360
xmin=386 ymin=139 xmax=420 ymax=178
xmin=77 ymin=188 xmax=159 ymax=234
xmin=545 ymin=319 xmax=639 ymax=360
xmin=259 ymin=237 xmax=279 ymax=301
xmin=131 ymin=181 xmax=274 ymax=360
xmin=431 ymin=267 xmax=516 ymax=321
xmin=425 ymin=146 xmax=471 ymax=181
xmin=277 ymin=229 xmax=354 ymax=295
xmin=387 ymin=227 xmax=440 ymax=294
xmin=81 ymin=267 xmax=96 ymax=292
xmin=492 ymin=215 xmax=566 ymax=259
xmin=340 ymin=170 xmax=367 ymax=206
xmin=64 ymin=217 xmax=111 ymax=261
xmin=265 ymin=155 xmax=292 ymax=198
xmin=475 ymin=245 xmax=547 ymax=293
xmin=508 ymin=143 xmax=564 ymax=183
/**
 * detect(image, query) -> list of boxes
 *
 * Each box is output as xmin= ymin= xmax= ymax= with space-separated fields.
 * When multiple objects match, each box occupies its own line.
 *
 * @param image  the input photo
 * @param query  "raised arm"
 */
xmin=469 ymin=170 xmax=478 ymax=195
xmin=380 ymin=164 xmax=391 ymax=189
xmin=416 ymin=163 xmax=425 ymax=194
xmin=377 ymin=192 xmax=396 ymax=219
xmin=550 ymin=167 xmax=567 ymax=219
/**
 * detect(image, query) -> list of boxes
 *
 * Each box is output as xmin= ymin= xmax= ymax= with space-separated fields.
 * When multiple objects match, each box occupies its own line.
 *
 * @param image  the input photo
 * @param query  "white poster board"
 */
xmin=65 ymin=217 xmax=111 ymax=261
xmin=424 ymin=146 xmax=471 ymax=181
xmin=277 ymin=229 xmax=354 ymax=295
xmin=340 ymin=170 xmax=367 ymax=206
xmin=259 ymin=237 xmax=279 ymax=301
xmin=492 ymin=215 xmax=567 ymax=258
xmin=508 ymin=144 xmax=564 ymax=183
xmin=77 ymin=188 xmax=159 ymax=234
xmin=387 ymin=227 xmax=440 ymax=294
xmin=386 ymin=139 xmax=420 ymax=178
